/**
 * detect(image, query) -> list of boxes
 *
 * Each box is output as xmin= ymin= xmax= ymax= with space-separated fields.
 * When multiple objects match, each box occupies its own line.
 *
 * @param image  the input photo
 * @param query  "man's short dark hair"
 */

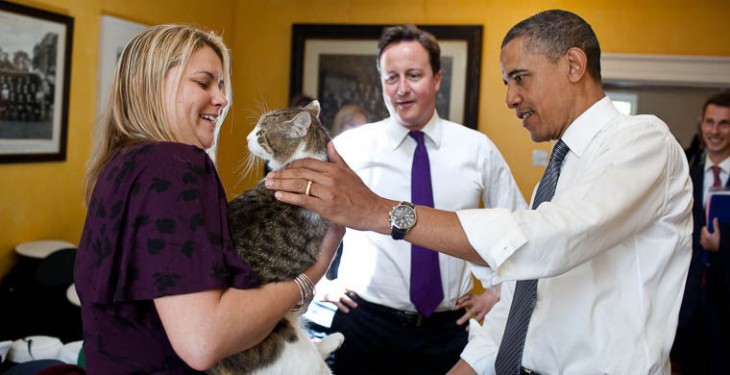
xmin=502 ymin=9 xmax=602 ymax=81
xmin=702 ymin=91 xmax=730 ymax=118
xmin=377 ymin=24 xmax=441 ymax=75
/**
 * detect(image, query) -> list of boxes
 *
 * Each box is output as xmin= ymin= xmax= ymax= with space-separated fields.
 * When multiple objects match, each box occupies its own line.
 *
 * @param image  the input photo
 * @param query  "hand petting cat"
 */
xmin=266 ymin=142 xmax=391 ymax=235
xmin=265 ymin=143 xmax=485 ymax=265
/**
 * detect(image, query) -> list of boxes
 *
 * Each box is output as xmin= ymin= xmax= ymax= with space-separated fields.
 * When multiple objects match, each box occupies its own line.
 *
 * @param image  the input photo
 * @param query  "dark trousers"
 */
xmin=673 ymin=268 xmax=730 ymax=375
xmin=330 ymin=295 xmax=468 ymax=375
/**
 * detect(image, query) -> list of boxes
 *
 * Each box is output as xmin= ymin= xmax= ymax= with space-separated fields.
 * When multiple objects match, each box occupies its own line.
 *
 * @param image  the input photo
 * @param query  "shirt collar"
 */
xmin=560 ymin=96 xmax=619 ymax=158
xmin=386 ymin=111 xmax=442 ymax=150
xmin=705 ymin=154 xmax=730 ymax=173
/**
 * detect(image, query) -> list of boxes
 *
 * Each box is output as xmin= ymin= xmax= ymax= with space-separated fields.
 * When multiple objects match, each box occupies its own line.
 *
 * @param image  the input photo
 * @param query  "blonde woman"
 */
xmin=75 ymin=24 xmax=342 ymax=373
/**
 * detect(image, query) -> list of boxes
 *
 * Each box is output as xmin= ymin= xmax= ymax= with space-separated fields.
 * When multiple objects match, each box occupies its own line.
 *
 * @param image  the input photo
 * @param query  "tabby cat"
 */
xmin=208 ymin=100 xmax=344 ymax=375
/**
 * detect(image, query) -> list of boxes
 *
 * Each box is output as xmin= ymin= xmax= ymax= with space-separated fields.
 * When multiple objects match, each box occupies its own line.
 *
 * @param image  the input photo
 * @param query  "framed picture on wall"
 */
xmin=96 ymin=15 xmax=147 ymax=117
xmin=289 ymin=24 xmax=483 ymax=131
xmin=0 ymin=0 xmax=73 ymax=163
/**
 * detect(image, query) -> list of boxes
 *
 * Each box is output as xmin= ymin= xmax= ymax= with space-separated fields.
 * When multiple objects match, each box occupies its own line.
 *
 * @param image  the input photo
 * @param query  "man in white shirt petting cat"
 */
xmin=266 ymin=9 xmax=692 ymax=375
xmin=313 ymin=24 xmax=526 ymax=375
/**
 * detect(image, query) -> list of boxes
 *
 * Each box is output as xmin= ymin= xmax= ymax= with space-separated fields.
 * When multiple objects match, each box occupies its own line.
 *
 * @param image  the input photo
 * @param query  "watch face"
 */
xmin=392 ymin=205 xmax=416 ymax=229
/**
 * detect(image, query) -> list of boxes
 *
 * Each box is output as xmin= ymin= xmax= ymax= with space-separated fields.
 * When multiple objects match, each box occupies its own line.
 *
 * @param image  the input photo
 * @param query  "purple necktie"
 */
xmin=408 ymin=131 xmax=444 ymax=317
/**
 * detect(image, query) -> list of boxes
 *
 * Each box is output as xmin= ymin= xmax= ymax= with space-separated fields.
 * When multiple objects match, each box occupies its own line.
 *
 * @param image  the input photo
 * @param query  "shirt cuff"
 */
xmin=456 ymin=208 xmax=527 ymax=271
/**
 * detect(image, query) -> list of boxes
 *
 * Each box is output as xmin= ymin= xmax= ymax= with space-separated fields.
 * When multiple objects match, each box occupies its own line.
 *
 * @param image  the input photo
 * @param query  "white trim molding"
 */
xmin=602 ymin=53 xmax=730 ymax=87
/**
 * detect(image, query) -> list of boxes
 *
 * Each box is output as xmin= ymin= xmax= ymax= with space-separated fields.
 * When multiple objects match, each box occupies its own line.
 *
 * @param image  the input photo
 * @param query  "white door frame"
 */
xmin=602 ymin=53 xmax=730 ymax=87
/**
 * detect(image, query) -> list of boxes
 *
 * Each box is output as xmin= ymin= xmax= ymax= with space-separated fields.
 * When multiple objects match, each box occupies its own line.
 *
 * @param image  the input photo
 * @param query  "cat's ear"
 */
xmin=288 ymin=111 xmax=312 ymax=138
xmin=303 ymin=100 xmax=321 ymax=118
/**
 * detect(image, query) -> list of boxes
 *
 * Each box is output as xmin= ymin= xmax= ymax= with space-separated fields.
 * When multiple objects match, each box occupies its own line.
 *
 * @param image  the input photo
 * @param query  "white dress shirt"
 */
xmin=458 ymin=97 xmax=693 ymax=374
xmin=327 ymin=113 xmax=527 ymax=312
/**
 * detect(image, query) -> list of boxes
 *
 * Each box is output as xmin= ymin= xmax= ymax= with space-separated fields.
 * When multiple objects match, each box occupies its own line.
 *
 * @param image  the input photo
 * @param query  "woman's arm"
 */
xmin=155 ymin=224 xmax=344 ymax=370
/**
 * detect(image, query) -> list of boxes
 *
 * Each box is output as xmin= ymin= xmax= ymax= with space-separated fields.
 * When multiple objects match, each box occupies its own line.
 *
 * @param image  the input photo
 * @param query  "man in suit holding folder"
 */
xmin=674 ymin=91 xmax=730 ymax=375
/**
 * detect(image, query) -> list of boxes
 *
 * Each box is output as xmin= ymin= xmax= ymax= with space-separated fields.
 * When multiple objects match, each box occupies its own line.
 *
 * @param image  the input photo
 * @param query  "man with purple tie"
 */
xmin=313 ymin=24 xmax=526 ymax=374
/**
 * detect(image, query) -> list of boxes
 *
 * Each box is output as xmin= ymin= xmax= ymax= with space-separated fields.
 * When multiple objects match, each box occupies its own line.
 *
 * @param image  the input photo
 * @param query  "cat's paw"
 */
xmin=315 ymin=332 xmax=344 ymax=358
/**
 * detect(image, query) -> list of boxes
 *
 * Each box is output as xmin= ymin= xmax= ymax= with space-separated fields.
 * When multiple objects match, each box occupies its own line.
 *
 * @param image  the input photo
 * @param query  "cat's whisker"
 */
xmin=252 ymin=95 xmax=271 ymax=118
xmin=234 ymin=151 xmax=263 ymax=184
xmin=245 ymin=153 xmax=264 ymax=180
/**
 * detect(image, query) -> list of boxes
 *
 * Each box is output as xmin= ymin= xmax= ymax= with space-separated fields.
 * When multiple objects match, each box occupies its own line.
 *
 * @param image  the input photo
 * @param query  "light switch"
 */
xmin=532 ymin=149 xmax=548 ymax=166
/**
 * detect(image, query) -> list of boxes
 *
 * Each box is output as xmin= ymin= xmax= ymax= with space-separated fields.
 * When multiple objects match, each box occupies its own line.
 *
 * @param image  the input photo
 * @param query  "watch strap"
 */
xmin=391 ymin=226 xmax=407 ymax=240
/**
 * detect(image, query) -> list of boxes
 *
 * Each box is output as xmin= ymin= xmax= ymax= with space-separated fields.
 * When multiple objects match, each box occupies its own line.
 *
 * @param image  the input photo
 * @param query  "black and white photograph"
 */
xmin=0 ymin=1 xmax=73 ymax=163
xmin=290 ymin=24 xmax=482 ymax=131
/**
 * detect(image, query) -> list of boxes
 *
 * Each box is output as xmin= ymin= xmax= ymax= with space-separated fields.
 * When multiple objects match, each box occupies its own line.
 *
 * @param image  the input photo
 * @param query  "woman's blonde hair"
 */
xmin=84 ymin=24 xmax=232 ymax=205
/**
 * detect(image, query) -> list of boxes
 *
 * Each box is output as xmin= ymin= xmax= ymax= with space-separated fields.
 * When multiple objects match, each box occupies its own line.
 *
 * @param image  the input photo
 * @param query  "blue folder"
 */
xmin=706 ymin=190 xmax=730 ymax=233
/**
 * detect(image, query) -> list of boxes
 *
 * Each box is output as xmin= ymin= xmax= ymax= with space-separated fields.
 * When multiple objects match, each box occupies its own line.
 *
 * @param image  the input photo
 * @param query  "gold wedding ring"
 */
xmin=305 ymin=180 xmax=313 ymax=196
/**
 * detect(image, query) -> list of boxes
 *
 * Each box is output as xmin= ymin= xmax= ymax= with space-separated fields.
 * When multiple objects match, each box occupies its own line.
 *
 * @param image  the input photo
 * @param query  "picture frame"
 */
xmin=0 ymin=1 xmax=73 ymax=163
xmin=96 ymin=15 xmax=146 ymax=117
xmin=289 ymin=24 xmax=482 ymax=131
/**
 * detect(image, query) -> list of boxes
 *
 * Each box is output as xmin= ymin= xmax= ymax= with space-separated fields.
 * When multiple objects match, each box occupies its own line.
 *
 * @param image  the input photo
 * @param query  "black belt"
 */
xmin=351 ymin=294 xmax=465 ymax=327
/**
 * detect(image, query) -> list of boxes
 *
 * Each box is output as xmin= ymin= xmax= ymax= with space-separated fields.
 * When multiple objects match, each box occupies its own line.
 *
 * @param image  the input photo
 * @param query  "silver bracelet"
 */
xmin=292 ymin=273 xmax=315 ymax=311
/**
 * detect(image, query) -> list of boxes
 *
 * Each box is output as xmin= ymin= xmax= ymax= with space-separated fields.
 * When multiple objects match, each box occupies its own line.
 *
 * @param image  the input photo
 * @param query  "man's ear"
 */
xmin=433 ymin=70 xmax=443 ymax=93
xmin=565 ymin=47 xmax=588 ymax=82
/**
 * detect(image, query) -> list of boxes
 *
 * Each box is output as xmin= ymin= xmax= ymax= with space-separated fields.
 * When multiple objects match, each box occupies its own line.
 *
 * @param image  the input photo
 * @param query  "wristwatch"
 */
xmin=389 ymin=201 xmax=417 ymax=240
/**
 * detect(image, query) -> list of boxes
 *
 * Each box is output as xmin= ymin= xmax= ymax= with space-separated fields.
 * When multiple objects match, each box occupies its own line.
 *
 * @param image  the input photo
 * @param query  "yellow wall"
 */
xmin=0 ymin=0 xmax=233 ymax=276
xmin=219 ymin=0 xmax=730 ymax=195
xmin=1 ymin=0 xmax=729 ymax=277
